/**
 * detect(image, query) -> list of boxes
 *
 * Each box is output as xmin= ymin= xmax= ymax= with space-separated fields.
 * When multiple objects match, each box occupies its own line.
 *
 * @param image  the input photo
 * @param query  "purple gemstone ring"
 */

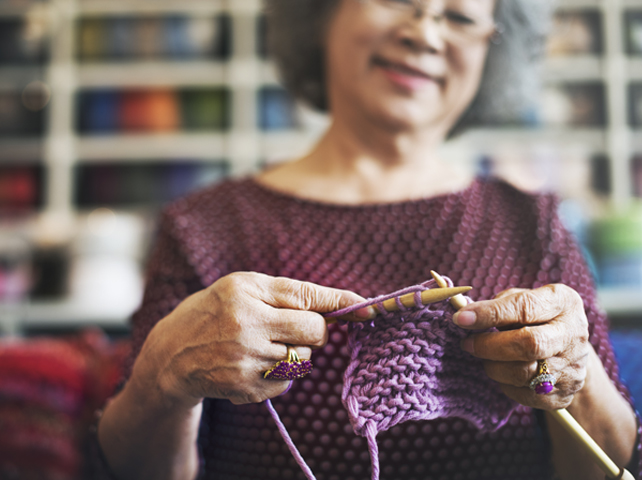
xmin=529 ymin=359 xmax=556 ymax=395
xmin=264 ymin=346 xmax=313 ymax=381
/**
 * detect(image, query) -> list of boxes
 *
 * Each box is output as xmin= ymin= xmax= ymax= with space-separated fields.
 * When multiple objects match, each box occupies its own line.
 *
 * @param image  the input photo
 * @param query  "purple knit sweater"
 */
xmin=119 ymin=177 xmax=640 ymax=480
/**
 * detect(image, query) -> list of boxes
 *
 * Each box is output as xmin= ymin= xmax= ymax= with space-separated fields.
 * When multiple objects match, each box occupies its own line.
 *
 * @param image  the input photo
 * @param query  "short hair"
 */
xmin=264 ymin=0 xmax=556 ymax=136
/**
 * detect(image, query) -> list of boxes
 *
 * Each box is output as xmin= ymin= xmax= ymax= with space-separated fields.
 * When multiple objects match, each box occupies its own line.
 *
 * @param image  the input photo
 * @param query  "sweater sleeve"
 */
xmin=87 ymin=210 xmax=206 ymax=479
xmin=536 ymin=195 xmax=642 ymax=478
xmin=124 ymin=210 xmax=206 ymax=379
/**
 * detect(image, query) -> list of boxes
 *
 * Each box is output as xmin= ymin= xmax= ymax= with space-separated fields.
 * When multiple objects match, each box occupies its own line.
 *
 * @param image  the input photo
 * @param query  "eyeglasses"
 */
xmin=360 ymin=0 xmax=501 ymax=45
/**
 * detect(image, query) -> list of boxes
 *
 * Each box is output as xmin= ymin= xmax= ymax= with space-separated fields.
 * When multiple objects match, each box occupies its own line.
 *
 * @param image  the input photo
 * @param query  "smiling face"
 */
xmin=324 ymin=0 xmax=496 ymax=136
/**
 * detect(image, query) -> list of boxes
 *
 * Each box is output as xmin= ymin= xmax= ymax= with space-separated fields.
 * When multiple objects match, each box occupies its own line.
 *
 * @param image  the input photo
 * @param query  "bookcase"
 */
xmin=1 ymin=0 xmax=642 ymax=333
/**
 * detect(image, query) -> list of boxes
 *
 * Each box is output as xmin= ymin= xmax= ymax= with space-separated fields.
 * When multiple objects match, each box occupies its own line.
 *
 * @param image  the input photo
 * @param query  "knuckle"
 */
xmin=273 ymin=278 xmax=317 ymax=311
xmin=212 ymin=272 xmax=252 ymax=302
xmin=520 ymin=328 xmax=548 ymax=360
xmin=299 ymin=282 xmax=321 ymax=311
xmin=519 ymin=362 xmax=534 ymax=385
xmin=518 ymin=292 xmax=540 ymax=324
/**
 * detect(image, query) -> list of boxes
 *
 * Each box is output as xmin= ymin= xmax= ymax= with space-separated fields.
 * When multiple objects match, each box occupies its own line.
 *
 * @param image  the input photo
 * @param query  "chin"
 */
xmin=368 ymin=101 xmax=451 ymax=134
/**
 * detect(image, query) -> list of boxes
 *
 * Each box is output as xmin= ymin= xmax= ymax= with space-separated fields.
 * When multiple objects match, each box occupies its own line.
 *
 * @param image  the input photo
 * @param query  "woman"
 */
xmin=95 ymin=0 xmax=641 ymax=479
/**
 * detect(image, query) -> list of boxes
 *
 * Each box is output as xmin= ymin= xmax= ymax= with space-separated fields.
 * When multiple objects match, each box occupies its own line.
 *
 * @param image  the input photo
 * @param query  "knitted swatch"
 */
xmin=265 ymin=278 xmax=518 ymax=480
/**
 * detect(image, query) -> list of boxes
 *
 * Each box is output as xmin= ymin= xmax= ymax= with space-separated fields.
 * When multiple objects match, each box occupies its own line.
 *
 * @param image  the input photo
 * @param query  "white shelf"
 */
xmin=629 ymin=58 xmax=642 ymax=80
xmin=460 ymin=127 xmax=607 ymax=153
xmin=557 ymin=0 xmax=602 ymax=7
xmin=598 ymin=288 xmax=642 ymax=316
xmin=78 ymin=62 xmax=227 ymax=88
xmin=77 ymin=0 xmax=227 ymax=16
xmin=77 ymin=60 xmax=279 ymax=88
xmin=76 ymin=132 xmax=227 ymax=160
xmin=16 ymin=299 xmax=132 ymax=329
xmin=75 ymin=131 xmax=324 ymax=162
xmin=544 ymin=56 xmax=603 ymax=82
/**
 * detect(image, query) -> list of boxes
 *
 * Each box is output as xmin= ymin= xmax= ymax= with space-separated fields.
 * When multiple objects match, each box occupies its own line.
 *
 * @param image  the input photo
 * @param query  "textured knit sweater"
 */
xmin=123 ymin=177 xmax=641 ymax=480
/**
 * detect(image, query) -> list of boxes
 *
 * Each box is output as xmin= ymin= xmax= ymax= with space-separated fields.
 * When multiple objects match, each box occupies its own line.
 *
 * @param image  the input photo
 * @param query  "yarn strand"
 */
xmin=264 ymin=398 xmax=317 ymax=480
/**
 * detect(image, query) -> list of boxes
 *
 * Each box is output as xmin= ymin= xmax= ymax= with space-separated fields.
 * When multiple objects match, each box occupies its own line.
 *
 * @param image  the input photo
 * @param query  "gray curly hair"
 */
xmin=265 ymin=0 xmax=556 ymax=136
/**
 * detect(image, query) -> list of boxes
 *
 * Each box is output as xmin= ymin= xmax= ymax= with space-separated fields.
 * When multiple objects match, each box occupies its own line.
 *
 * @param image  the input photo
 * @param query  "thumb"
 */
xmin=262 ymin=276 xmax=375 ymax=320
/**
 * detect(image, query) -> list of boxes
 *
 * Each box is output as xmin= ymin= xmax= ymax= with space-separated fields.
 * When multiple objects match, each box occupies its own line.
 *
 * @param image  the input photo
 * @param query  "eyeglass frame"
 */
xmin=357 ymin=0 xmax=505 ymax=45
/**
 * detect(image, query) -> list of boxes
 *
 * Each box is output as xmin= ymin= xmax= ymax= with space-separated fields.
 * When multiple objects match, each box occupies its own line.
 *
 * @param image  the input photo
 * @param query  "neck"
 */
xmin=257 ymin=115 xmax=474 ymax=205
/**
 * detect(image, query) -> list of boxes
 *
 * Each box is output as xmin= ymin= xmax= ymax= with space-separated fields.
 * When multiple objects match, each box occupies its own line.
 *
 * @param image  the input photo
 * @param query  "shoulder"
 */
xmin=474 ymin=177 xmax=561 ymax=233
xmin=480 ymin=177 xmax=558 ymax=212
xmin=155 ymin=177 xmax=298 ymax=284
xmin=160 ymin=176 xmax=279 ymax=235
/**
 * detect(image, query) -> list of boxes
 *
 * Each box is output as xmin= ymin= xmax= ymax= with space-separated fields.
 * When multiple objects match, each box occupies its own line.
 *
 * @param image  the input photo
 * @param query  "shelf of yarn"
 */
xmin=77 ymin=0 xmax=229 ymax=16
xmin=77 ymin=59 xmax=278 ymax=89
xmin=73 ymin=159 xmax=229 ymax=208
xmin=0 ymin=162 xmax=43 ymax=212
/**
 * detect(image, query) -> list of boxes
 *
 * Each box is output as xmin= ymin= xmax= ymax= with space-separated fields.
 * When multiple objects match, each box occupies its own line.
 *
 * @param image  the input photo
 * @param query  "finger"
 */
xmin=498 ymin=384 xmax=573 ymax=411
xmin=262 ymin=276 xmax=376 ymax=320
xmin=453 ymin=284 xmax=576 ymax=330
xmin=483 ymin=358 xmax=568 ymax=389
xmin=267 ymin=309 xmax=329 ymax=348
xmin=492 ymin=288 xmax=527 ymax=300
xmin=266 ymin=343 xmax=313 ymax=363
xmin=460 ymin=323 xmax=566 ymax=361
xmin=483 ymin=359 xmax=538 ymax=387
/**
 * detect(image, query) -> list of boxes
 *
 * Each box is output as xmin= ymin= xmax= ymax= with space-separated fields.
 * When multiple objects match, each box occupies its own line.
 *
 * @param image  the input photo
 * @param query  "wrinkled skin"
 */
xmin=453 ymin=284 xmax=590 ymax=410
xmin=136 ymin=272 xmax=374 ymax=408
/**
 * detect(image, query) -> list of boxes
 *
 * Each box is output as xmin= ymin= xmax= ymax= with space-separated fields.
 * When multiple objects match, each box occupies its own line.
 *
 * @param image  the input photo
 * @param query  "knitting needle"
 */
xmin=430 ymin=271 xmax=468 ymax=309
xmin=377 ymin=285 xmax=472 ymax=314
xmin=325 ymin=285 xmax=472 ymax=324
xmin=430 ymin=270 xmax=635 ymax=480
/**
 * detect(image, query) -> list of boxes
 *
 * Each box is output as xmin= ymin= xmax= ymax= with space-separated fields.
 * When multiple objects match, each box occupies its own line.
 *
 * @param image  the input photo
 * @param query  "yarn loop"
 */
xmin=265 ymin=277 xmax=517 ymax=480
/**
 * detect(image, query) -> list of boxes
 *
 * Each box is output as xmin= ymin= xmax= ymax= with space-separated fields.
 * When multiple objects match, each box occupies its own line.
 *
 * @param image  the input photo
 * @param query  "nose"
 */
xmin=397 ymin=13 xmax=446 ymax=53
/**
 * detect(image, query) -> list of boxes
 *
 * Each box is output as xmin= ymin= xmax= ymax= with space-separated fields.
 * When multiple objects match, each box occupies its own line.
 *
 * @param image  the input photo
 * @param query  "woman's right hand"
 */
xmin=131 ymin=272 xmax=372 ymax=408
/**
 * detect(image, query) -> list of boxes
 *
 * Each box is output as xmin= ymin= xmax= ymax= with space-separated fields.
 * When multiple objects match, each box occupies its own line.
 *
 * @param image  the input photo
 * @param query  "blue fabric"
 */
xmin=610 ymin=330 xmax=642 ymax=414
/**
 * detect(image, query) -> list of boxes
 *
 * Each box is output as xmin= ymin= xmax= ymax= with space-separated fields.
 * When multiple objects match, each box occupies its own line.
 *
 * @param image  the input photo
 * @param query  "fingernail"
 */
xmin=353 ymin=306 xmax=376 ymax=319
xmin=453 ymin=310 xmax=476 ymax=327
xmin=461 ymin=337 xmax=474 ymax=354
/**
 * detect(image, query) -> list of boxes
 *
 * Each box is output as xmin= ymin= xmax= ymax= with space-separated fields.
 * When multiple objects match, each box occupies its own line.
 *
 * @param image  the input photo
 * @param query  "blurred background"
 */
xmin=0 ymin=0 xmax=641 ymax=331
xmin=1 ymin=0 xmax=642 ymax=477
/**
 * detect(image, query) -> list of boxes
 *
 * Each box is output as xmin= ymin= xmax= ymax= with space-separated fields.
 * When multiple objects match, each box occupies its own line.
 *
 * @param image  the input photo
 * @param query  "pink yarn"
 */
xmin=265 ymin=277 xmax=517 ymax=480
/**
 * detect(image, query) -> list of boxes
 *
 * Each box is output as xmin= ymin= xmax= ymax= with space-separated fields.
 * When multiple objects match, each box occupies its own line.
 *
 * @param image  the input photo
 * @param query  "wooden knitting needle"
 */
xmin=377 ymin=285 xmax=472 ymax=314
xmin=324 ymin=285 xmax=472 ymax=324
xmin=430 ymin=271 xmax=468 ymax=309
xmin=430 ymin=270 xmax=635 ymax=480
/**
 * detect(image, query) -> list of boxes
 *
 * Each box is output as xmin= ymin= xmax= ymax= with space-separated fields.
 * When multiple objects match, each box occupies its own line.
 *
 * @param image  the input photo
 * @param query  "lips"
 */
xmin=372 ymin=56 xmax=444 ymax=85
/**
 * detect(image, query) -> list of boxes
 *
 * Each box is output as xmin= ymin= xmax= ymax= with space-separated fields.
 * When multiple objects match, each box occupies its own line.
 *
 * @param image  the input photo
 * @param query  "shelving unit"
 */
xmin=1 ymin=0 xmax=642 ymax=331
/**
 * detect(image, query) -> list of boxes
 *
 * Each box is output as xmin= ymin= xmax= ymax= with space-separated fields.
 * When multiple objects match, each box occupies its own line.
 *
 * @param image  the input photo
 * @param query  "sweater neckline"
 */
xmin=244 ymin=175 xmax=483 ymax=211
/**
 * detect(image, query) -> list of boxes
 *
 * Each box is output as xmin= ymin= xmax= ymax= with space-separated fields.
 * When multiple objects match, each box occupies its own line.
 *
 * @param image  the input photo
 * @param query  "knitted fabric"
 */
xmin=89 ymin=177 xmax=641 ymax=480
xmin=266 ymin=278 xmax=517 ymax=480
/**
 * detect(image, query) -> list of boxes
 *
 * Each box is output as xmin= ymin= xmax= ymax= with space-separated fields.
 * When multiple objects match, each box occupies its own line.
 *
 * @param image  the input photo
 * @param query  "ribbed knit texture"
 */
xmin=108 ymin=176 xmax=641 ymax=480
xmin=265 ymin=278 xmax=518 ymax=480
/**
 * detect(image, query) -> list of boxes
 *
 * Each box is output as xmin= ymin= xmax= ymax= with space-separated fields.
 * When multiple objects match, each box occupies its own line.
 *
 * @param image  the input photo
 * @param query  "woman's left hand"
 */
xmin=452 ymin=284 xmax=591 ymax=410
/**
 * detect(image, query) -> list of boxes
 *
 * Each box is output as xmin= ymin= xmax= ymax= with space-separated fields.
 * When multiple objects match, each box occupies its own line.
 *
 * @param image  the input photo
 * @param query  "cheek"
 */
xmin=449 ymin=45 xmax=489 ymax=93
xmin=325 ymin=9 xmax=389 ymax=81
